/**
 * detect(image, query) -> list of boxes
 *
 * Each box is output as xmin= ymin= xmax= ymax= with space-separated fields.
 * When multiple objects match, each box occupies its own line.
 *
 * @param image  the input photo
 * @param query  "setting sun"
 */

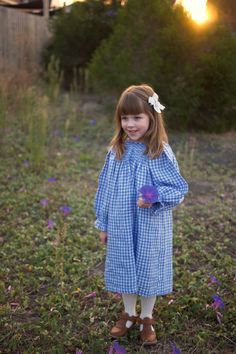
xmin=176 ymin=0 xmax=209 ymax=24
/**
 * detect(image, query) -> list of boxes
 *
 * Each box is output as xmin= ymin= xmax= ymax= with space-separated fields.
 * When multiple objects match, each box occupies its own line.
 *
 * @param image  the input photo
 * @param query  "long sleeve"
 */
xmin=149 ymin=144 xmax=188 ymax=214
xmin=94 ymin=151 xmax=111 ymax=231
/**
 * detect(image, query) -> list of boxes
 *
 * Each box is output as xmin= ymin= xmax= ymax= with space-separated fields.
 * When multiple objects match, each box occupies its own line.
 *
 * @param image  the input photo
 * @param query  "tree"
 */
xmin=89 ymin=0 xmax=236 ymax=132
xmin=43 ymin=0 xmax=120 ymax=88
xmin=209 ymin=0 xmax=236 ymax=29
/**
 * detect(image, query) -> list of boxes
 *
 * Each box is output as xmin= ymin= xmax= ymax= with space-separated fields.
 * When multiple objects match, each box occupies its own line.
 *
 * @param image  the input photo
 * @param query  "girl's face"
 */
xmin=121 ymin=113 xmax=150 ymax=142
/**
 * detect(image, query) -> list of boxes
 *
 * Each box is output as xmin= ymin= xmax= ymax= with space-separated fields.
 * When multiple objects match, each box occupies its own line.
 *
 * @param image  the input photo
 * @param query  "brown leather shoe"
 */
xmin=110 ymin=312 xmax=138 ymax=338
xmin=137 ymin=317 xmax=157 ymax=345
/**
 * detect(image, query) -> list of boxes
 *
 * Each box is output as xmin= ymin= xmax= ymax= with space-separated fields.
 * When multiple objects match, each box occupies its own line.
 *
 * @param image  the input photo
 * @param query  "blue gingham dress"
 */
xmin=94 ymin=141 xmax=188 ymax=296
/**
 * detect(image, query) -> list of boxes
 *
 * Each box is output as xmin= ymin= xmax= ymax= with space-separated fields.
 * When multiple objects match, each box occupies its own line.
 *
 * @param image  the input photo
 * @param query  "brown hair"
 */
xmin=110 ymin=84 xmax=168 ymax=159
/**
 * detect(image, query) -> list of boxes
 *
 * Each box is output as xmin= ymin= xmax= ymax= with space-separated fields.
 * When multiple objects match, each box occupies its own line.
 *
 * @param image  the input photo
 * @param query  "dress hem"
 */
xmin=105 ymin=286 xmax=172 ymax=297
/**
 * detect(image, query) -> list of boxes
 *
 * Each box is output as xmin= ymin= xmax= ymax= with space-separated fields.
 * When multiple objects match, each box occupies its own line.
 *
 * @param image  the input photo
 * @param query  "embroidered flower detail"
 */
xmin=148 ymin=93 xmax=165 ymax=113
xmin=139 ymin=185 xmax=159 ymax=203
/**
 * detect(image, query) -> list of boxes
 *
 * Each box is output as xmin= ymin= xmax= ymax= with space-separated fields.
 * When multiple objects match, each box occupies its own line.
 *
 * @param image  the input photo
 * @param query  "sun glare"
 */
xmin=176 ymin=0 xmax=209 ymax=24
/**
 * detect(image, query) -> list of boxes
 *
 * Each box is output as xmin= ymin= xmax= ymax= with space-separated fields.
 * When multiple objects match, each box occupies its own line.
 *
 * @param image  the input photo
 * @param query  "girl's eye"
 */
xmin=134 ymin=116 xmax=142 ymax=120
xmin=121 ymin=117 xmax=127 ymax=120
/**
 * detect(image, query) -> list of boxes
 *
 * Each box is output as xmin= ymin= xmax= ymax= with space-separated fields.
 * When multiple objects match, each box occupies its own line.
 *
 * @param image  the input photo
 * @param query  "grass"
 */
xmin=0 ymin=89 xmax=236 ymax=354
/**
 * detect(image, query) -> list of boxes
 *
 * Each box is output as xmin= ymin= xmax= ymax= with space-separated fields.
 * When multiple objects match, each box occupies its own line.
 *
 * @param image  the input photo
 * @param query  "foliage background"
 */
xmin=44 ymin=0 xmax=236 ymax=132
xmin=43 ymin=0 xmax=120 ymax=88
xmin=89 ymin=0 xmax=236 ymax=132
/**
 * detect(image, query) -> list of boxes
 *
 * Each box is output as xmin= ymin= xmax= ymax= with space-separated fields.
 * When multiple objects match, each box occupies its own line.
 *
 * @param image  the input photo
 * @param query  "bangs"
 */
xmin=117 ymin=92 xmax=146 ymax=116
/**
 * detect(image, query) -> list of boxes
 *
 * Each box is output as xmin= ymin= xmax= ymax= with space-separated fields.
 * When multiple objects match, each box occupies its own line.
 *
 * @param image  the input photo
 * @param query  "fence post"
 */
xmin=43 ymin=0 xmax=49 ymax=19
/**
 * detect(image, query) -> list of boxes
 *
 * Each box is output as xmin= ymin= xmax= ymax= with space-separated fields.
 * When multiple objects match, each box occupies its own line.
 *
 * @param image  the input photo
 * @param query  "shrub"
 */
xmin=89 ymin=0 xmax=181 ymax=93
xmin=43 ymin=0 xmax=120 ymax=88
xmin=168 ymin=26 xmax=236 ymax=131
xmin=89 ymin=0 xmax=236 ymax=132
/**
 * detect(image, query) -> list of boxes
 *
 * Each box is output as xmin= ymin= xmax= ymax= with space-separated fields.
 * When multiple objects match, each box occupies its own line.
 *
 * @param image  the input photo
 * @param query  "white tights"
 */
xmin=122 ymin=293 xmax=156 ymax=330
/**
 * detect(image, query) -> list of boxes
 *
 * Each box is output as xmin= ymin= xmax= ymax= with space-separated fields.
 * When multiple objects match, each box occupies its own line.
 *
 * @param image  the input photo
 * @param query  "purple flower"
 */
xmin=171 ymin=342 xmax=181 ymax=354
xmin=23 ymin=160 xmax=30 ymax=167
xmin=73 ymin=135 xmax=80 ymax=142
xmin=75 ymin=350 xmax=83 ymax=354
xmin=90 ymin=119 xmax=97 ymax=125
xmin=209 ymin=275 xmax=221 ymax=285
xmin=139 ymin=185 xmax=159 ymax=203
xmin=52 ymin=129 xmax=62 ymax=137
xmin=211 ymin=295 xmax=225 ymax=310
xmin=84 ymin=291 xmax=96 ymax=299
xmin=47 ymin=219 xmax=56 ymax=229
xmin=40 ymin=199 xmax=49 ymax=207
xmin=59 ymin=205 xmax=72 ymax=216
xmin=47 ymin=177 xmax=57 ymax=182
xmin=113 ymin=341 xmax=126 ymax=354
xmin=108 ymin=341 xmax=126 ymax=354
xmin=106 ymin=10 xmax=116 ymax=17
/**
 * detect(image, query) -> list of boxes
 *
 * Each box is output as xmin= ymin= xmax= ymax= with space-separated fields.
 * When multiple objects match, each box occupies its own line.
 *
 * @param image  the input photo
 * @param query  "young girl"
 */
xmin=94 ymin=84 xmax=188 ymax=345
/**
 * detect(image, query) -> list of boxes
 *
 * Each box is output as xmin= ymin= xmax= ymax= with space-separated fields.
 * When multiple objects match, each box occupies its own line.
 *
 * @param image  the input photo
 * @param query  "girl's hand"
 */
xmin=137 ymin=197 xmax=152 ymax=208
xmin=99 ymin=231 xmax=107 ymax=245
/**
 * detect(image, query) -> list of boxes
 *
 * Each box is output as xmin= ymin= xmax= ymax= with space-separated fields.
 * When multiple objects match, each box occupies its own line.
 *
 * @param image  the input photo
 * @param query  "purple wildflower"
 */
xmin=209 ymin=275 xmax=221 ymax=286
xmin=47 ymin=177 xmax=57 ymax=182
xmin=53 ymin=129 xmax=62 ymax=137
xmin=211 ymin=295 xmax=225 ymax=310
xmin=47 ymin=219 xmax=56 ymax=229
xmin=90 ymin=119 xmax=97 ymax=125
xmin=171 ymin=342 xmax=181 ymax=354
xmin=84 ymin=291 xmax=96 ymax=299
xmin=113 ymin=341 xmax=126 ymax=354
xmin=106 ymin=10 xmax=116 ymax=17
xmin=108 ymin=341 xmax=126 ymax=354
xmin=59 ymin=205 xmax=72 ymax=216
xmin=75 ymin=350 xmax=83 ymax=354
xmin=73 ymin=135 xmax=80 ymax=142
xmin=40 ymin=199 xmax=49 ymax=207
xmin=139 ymin=185 xmax=159 ymax=203
xmin=23 ymin=160 xmax=30 ymax=167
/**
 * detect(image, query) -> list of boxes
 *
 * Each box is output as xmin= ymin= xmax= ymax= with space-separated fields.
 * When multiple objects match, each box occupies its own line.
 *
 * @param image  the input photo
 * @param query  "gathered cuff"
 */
xmin=94 ymin=219 xmax=107 ymax=232
xmin=150 ymin=193 xmax=185 ymax=215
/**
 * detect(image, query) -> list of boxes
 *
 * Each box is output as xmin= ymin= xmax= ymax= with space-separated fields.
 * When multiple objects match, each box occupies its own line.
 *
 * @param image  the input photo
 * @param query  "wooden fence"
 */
xmin=0 ymin=6 xmax=51 ymax=72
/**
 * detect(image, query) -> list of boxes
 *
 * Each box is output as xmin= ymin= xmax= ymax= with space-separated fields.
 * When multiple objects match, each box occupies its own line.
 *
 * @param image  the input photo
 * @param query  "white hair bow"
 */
xmin=148 ymin=93 xmax=165 ymax=113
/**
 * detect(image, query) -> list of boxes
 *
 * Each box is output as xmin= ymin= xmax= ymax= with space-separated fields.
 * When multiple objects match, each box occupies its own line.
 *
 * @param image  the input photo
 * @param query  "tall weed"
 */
xmin=45 ymin=55 xmax=63 ymax=101
xmin=17 ymin=87 xmax=49 ymax=169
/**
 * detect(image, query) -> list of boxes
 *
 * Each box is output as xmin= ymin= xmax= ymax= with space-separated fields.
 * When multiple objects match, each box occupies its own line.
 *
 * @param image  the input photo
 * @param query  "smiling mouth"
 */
xmin=127 ymin=130 xmax=138 ymax=134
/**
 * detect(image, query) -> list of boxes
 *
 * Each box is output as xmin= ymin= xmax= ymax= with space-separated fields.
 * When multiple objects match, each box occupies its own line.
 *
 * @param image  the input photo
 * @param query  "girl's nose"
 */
xmin=127 ymin=119 xmax=135 ymax=127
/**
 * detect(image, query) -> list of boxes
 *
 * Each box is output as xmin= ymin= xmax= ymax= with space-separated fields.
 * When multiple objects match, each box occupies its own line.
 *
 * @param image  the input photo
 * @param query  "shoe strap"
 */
xmin=137 ymin=317 xmax=155 ymax=325
xmin=115 ymin=312 xmax=137 ymax=329
xmin=121 ymin=312 xmax=138 ymax=322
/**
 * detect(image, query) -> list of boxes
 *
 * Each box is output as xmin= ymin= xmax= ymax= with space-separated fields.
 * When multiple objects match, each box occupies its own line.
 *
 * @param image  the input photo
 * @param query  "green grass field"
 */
xmin=0 ymin=93 xmax=236 ymax=353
